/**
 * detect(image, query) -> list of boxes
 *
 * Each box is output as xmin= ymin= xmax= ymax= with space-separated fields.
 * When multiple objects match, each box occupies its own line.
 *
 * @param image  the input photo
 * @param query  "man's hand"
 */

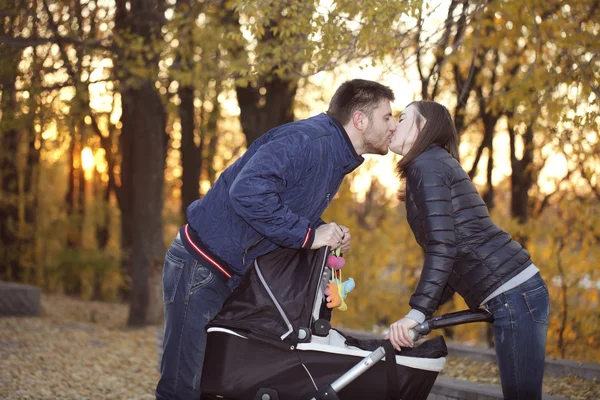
xmin=340 ymin=225 xmax=351 ymax=253
xmin=385 ymin=317 xmax=419 ymax=351
xmin=311 ymin=223 xmax=344 ymax=250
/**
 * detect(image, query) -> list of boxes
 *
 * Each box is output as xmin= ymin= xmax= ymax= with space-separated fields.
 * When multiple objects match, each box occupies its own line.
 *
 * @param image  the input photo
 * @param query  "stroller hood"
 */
xmin=207 ymin=247 xmax=328 ymax=344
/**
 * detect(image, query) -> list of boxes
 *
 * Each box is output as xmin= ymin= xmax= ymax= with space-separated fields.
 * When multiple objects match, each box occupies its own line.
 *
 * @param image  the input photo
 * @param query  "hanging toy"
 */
xmin=327 ymin=247 xmax=346 ymax=270
xmin=325 ymin=248 xmax=355 ymax=311
xmin=341 ymin=278 xmax=355 ymax=298
xmin=325 ymin=281 xmax=342 ymax=308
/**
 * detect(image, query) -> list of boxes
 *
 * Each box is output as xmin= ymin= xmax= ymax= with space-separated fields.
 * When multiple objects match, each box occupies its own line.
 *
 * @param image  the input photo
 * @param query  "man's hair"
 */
xmin=327 ymin=79 xmax=395 ymax=126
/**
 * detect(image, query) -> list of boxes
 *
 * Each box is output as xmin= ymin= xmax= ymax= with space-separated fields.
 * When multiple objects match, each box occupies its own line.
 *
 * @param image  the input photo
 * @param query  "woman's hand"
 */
xmin=385 ymin=317 xmax=419 ymax=351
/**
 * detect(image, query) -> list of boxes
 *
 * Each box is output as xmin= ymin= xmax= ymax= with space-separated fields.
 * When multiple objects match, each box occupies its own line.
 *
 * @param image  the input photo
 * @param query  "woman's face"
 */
xmin=389 ymin=104 xmax=426 ymax=156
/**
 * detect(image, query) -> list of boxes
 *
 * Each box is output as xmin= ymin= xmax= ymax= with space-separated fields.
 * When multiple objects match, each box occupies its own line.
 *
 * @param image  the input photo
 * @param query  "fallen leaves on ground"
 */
xmin=442 ymin=356 xmax=599 ymax=399
xmin=0 ymin=294 xmax=159 ymax=400
xmin=1 ymin=294 xmax=598 ymax=399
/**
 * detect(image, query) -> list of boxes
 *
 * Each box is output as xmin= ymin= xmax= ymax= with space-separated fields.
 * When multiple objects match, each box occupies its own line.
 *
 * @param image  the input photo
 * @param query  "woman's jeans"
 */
xmin=486 ymin=272 xmax=550 ymax=400
xmin=156 ymin=232 xmax=238 ymax=400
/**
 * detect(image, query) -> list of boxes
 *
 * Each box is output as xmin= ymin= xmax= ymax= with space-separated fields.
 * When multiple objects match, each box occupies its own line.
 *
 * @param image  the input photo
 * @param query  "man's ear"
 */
xmin=352 ymin=111 xmax=367 ymax=131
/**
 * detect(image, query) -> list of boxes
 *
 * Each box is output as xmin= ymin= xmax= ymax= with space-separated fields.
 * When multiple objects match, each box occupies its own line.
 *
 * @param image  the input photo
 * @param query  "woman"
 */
xmin=385 ymin=101 xmax=550 ymax=400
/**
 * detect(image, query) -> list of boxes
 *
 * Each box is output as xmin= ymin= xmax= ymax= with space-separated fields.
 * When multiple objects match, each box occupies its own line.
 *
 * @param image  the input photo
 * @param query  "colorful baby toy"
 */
xmin=325 ymin=247 xmax=355 ymax=311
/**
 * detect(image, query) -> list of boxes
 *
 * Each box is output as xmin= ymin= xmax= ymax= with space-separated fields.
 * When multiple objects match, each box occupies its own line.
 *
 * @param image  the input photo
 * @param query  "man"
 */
xmin=156 ymin=79 xmax=396 ymax=399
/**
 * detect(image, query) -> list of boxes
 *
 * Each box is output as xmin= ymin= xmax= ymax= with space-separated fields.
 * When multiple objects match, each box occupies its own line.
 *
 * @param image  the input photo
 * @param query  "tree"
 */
xmin=0 ymin=28 xmax=23 ymax=280
xmin=114 ymin=0 xmax=167 ymax=326
xmin=0 ymin=0 xmax=42 ymax=283
xmin=223 ymin=0 xmax=422 ymax=144
xmin=487 ymin=0 xmax=599 ymax=223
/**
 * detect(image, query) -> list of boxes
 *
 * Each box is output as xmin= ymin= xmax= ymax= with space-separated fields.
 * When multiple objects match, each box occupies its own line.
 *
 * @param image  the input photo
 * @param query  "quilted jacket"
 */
xmin=186 ymin=113 xmax=363 ymax=275
xmin=406 ymin=144 xmax=533 ymax=315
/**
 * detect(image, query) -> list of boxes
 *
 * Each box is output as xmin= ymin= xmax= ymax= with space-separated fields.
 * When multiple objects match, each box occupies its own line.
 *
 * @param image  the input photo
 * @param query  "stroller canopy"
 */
xmin=208 ymin=247 xmax=328 ymax=344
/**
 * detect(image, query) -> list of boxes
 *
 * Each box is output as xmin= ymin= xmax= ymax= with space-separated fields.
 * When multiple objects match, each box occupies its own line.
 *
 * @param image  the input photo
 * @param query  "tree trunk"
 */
xmin=0 ymin=32 xmax=23 ymax=282
xmin=0 ymin=87 xmax=39 ymax=285
xmin=20 ymin=119 xmax=41 ymax=283
xmin=236 ymin=76 xmax=297 ymax=146
xmin=179 ymin=85 xmax=201 ymax=221
xmin=509 ymin=122 xmax=535 ymax=224
xmin=480 ymin=112 xmax=498 ymax=210
xmin=117 ymin=69 xmax=135 ymax=301
xmin=220 ymin=3 xmax=298 ymax=147
xmin=119 ymin=132 xmax=135 ymax=300
xmin=1 ymin=5 xmax=42 ymax=285
xmin=65 ymin=132 xmax=85 ymax=250
xmin=482 ymin=136 xmax=495 ymax=349
xmin=206 ymin=134 xmax=219 ymax=186
xmin=0 ymin=118 xmax=20 ymax=282
xmin=124 ymin=83 xmax=166 ymax=326
xmin=176 ymin=0 xmax=203 ymax=221
xmin=94 ymin=168 xmax=110 ymax=249
xmin=92 ymin=168 xmax=110 ymax=300
xmin=115 ymin=0 xmax=167 ymax=326
xmin=204 ymin=81 xmax=222 ymax=182
xmin=63 ymin=130 xmax=86 ymax=295
xmin=482 ymin=141 xmax=495 ymax=209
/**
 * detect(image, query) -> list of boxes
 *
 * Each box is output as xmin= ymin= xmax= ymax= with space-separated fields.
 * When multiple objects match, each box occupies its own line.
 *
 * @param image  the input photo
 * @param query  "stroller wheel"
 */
xmin=253 ymin=388 xmax=279 ymax=400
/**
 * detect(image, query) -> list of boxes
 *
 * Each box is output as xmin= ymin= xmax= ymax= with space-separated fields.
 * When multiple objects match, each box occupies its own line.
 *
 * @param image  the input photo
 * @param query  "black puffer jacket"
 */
xmin=405 ymin=144 xmax=532 ymax=316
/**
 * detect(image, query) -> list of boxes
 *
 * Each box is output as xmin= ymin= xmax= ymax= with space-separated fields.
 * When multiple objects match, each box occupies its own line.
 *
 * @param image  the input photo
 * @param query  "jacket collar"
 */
xmin=324 ymin=113 xmax=364 ymax=174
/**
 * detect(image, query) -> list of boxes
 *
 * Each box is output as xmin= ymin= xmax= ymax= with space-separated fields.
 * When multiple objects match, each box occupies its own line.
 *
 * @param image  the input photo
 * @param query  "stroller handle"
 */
xmin=409 ymin=308 xmax=494 ymax=341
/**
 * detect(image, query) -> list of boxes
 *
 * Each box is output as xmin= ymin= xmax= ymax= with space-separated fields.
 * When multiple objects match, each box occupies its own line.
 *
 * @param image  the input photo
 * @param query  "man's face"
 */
xmin=362 ymin=100 xmax=396 ymax=155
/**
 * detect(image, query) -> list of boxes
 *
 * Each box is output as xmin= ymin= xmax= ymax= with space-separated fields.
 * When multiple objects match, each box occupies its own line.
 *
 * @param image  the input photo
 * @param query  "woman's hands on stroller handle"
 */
xmin=385 ymin=317 xmax=420 ymax=351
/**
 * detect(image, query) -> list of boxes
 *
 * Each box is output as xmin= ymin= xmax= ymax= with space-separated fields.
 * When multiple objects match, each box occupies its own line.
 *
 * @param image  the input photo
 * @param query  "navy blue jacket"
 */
xmin=186 ymin=113 xmax=363 ymax=276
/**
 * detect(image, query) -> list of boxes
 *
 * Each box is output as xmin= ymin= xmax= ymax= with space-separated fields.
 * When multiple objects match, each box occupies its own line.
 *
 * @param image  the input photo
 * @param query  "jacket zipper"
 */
xmin=243 ymin=237 xmax=264 ymax=265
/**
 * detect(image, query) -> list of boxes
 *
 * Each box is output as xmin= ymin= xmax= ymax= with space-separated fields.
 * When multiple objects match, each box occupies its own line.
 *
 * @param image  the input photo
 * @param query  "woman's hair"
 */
xmin=397 ymin=101 xmax=459 ymax=201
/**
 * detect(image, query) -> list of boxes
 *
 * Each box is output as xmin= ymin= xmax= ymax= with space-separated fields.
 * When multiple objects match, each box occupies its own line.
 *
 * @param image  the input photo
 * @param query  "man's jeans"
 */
xmin=487 ymin=272 xmax=550 ymax=400
xmin=156 ymin=232 xmax=237 ymax=400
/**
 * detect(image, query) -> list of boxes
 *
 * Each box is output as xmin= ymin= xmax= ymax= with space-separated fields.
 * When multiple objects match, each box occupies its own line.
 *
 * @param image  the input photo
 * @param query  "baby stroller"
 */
xmin=200 ymin=247 xmax=493 ymax=400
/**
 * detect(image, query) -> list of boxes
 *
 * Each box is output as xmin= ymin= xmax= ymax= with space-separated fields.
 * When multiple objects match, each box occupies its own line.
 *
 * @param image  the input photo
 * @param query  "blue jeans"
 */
xmin=486 ymin=272 xmax=550 ymax=400
xmin=156 ymin=232 xmax=237 ymax=400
